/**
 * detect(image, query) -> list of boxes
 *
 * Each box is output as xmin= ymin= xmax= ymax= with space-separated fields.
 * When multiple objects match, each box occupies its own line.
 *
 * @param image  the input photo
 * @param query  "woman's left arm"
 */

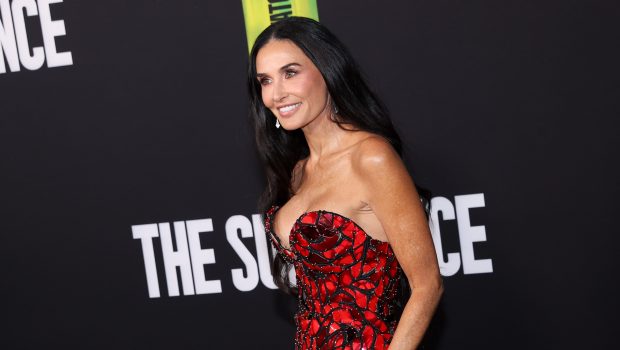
xmin=354 ymin=138 xmax=444 ymax=350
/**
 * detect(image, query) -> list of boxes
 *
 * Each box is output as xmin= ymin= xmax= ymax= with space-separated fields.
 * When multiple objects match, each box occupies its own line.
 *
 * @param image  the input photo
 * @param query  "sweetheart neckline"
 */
xmin=268 ymin=204 xmax=389 ymax=253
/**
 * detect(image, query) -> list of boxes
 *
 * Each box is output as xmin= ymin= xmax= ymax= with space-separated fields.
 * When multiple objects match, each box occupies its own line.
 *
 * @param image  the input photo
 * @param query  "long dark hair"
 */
xmin=248 ymin=17 xmax=431 ymax=310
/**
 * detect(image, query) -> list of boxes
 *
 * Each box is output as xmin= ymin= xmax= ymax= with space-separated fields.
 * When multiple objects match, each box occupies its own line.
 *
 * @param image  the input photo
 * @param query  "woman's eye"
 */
xmin=259 ymin=78 xmax=271 ymax=86
xmin=285 ymin=70 xmax=297 ymax=78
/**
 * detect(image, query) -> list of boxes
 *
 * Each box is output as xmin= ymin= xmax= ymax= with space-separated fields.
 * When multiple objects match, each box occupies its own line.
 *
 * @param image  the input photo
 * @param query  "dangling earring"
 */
xmin=275 ymin=118 xmax=281 ymax=128
xmin=327 ymin=93 xmax=339 ymax=115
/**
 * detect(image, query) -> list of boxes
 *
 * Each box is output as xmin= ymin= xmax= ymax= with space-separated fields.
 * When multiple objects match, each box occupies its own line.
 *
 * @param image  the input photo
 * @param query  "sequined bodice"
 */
xmin=264 ymin=205 xmax=403 ymax=349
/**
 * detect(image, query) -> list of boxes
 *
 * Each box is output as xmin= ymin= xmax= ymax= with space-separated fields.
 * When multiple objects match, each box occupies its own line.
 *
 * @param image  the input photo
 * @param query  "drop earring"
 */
xmin=275 ymin=118 xmax=281 ymax=128
xmin=328 ymin=94 xmax=339 ymax=115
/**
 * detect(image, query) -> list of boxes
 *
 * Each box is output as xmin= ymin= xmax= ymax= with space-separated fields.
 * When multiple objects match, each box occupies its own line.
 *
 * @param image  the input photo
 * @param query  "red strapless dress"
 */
xmin=264 ymin=204 xmax=404 ymax=350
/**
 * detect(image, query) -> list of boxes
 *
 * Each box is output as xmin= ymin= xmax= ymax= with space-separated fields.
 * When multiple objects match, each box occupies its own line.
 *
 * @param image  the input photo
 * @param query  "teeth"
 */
xmin=279 ymin=102 xmax=301 ymax=113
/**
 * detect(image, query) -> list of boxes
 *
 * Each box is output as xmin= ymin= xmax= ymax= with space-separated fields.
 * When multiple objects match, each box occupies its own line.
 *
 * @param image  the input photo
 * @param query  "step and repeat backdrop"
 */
xmin=1 ymin=0 xmax=618 ymax=349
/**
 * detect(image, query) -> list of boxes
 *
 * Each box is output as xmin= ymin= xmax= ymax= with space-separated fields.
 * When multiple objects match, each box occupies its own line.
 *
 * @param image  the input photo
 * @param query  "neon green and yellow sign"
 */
xmin=241 ymin=0 xmax=319 ymax=53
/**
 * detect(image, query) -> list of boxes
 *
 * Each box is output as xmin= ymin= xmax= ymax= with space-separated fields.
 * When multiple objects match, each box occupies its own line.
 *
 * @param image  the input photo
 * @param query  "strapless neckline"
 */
xmin=268 ymin=204 xmax=389 ymax=253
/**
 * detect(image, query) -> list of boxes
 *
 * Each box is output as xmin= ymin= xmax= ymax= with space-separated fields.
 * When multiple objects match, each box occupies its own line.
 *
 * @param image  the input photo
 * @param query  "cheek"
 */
xmin=295 ymin=76 xmax=314 ymax=95
xmin=289 ymin=75 xmax=320 ymax=101
xmin=303 ymin=72 xmax=326 ymax=98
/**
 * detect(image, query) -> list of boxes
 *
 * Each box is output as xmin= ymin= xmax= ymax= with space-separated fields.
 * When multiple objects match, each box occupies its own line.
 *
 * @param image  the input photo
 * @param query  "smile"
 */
xmin=278 ymin=102 xmax=302 ymax=116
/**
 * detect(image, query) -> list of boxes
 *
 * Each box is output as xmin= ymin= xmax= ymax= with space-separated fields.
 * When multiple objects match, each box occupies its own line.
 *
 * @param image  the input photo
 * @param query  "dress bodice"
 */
xmin=264 ymin=204 xmax=404 ymax=349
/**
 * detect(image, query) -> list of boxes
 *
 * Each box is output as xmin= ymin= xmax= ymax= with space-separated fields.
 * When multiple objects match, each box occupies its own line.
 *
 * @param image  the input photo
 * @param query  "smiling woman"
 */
xmin=255 ymin=39 xmax=331 ymax=130
xmin=248 ymin=17 xmax=443 ymax=350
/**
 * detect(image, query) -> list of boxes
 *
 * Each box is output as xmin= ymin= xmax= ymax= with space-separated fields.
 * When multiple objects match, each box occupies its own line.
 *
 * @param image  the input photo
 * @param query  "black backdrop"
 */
xmin=1 ymin=0 xmax=618 ymax=349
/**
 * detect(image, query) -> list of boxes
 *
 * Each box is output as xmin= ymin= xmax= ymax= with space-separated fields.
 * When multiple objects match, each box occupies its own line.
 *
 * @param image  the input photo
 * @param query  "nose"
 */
xmin=272 ymin=79 xmax=287 ymax=103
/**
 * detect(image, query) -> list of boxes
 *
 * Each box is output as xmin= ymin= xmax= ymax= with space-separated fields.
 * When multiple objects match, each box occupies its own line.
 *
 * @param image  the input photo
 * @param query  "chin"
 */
xmin=283 ymin=122 xmax=303 ymax=131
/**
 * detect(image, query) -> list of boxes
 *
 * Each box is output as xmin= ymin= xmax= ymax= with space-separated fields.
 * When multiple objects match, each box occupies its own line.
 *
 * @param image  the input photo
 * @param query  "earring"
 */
xmin=327 ymin=94 xmax=338 ymax=115
xmin=275 ymin=118 xmax=281 ymax=128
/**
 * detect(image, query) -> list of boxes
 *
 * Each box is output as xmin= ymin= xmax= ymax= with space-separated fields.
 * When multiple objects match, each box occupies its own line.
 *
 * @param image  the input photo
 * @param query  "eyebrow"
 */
xmin=256 ymin=62 xmax=301 ymax=78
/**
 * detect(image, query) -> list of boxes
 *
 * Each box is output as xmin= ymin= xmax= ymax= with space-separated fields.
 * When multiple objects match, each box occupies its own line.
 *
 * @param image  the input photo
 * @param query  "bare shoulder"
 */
xmin=350 ymin=134 xmax=415 ymax=204
xmin=351 ymin=134 xmax=402 ymax=173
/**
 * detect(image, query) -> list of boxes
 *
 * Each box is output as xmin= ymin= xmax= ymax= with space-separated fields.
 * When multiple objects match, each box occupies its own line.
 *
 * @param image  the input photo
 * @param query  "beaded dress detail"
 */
xmin=264 ymin=204 xmax=404 ymax=350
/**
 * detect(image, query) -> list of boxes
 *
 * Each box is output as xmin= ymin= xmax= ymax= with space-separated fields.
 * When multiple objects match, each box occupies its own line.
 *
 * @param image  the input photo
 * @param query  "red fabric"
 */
xmin=265 ymin=205 xmax=403 ymax=350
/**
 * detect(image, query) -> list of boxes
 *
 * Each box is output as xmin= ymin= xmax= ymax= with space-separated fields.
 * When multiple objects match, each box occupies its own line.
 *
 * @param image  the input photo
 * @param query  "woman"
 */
xmin=249 ymin=17 xmax=443 ymax=349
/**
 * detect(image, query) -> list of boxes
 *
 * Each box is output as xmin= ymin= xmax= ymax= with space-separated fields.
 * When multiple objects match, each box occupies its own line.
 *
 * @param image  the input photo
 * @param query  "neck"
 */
xmin=302 ymin=110 xmax=352 ymax=161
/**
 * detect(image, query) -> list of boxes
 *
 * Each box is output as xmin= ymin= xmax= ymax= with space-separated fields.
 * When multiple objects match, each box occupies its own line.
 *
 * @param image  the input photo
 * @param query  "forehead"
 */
xmin=256 ymin=39 xmax=311 ymax=73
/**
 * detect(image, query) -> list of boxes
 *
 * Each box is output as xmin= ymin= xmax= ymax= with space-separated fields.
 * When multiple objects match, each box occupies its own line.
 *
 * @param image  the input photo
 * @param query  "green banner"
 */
xmin=241 ymin=0 xmax=319 ymax=53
